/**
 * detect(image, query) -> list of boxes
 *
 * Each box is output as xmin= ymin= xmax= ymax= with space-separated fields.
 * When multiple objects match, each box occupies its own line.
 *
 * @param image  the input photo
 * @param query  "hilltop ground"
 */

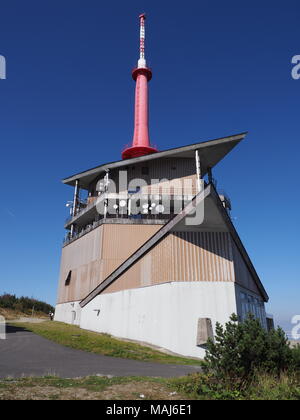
xmin=1 ymin=321 xmax=299 ymax=400
xmin=0 ymin=308 xmax=48 ymax=321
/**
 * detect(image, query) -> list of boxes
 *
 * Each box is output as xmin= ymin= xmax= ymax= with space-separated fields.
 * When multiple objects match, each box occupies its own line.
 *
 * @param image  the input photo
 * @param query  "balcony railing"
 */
xmin=63 ymin=213 xmax=169 ymax=247
xmin=65 ymin=198 xmax=96 ymax=225
xmin=65 ymin=191 xmax=197 ymax=226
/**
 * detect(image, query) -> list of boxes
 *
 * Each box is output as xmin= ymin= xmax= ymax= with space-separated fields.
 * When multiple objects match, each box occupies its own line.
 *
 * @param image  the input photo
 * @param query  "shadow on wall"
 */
xmin=172 ymin=231 xmax=233 ymax=262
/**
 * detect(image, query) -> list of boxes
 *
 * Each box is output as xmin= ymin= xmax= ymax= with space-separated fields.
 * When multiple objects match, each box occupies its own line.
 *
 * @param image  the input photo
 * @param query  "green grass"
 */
xmin=0 ymin=376 xmax=163 ymax=392
xmin=10 ymin=321 xmax=202 ymax=366
xmin=0 ymin=376 xmax=183 ymax=400
xmin=1 ymin=373 xmax=299 ymax=400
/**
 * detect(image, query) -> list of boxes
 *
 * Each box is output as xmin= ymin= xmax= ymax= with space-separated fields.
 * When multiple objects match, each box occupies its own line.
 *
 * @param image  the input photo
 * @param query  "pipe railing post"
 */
xmin=195 ymin=150 xmax=202 ymax=193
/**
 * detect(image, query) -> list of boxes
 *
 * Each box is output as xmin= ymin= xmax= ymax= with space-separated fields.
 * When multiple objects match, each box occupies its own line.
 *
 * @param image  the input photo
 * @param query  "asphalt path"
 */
xmin=0 ymin=325 xmax=200 ymax=379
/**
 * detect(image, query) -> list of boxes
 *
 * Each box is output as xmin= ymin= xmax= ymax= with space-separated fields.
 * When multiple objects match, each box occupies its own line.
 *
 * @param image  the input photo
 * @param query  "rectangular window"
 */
xmin=240 ymin=291 xmax=267 ymax=329
xmin=65 ymin=271 xmax=72 ymax=286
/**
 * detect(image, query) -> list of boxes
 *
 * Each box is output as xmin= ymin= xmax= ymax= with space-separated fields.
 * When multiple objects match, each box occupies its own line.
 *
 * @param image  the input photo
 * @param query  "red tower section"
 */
xmin=122 ymin=14 xmax=158 ymax=160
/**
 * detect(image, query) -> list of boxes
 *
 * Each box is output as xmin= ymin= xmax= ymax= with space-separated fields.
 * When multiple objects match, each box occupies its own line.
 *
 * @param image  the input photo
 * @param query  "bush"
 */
xmin=172 ymin=371 xmax=300 ymax=400
xmin=291 ymin=345 xmax=300 ymax=370
xmin=0 ymin=293 xmax=54 ymax=315
xmin=203 ymin=314 xmax=293 ymax=388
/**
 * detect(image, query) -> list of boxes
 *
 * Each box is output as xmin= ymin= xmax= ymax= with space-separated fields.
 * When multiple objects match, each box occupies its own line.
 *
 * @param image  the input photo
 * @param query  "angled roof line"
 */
xmin=209 ymin=185 xmax=269 ymax=302
xmin=80 ymin=183 xmax=268 ymax=308
xmin=63 ymin=132 xmax=247 ymax=187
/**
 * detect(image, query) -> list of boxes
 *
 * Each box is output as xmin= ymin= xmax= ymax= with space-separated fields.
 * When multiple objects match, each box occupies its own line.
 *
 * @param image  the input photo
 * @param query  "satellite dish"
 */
xmin=142 ymin=204 xmax=149 ymax=209
xmin=113 ymin=204 xmax=119 ymax=210
xmin=156 ymin=205 xmax=165 ymax=214
xmin=119 ymin=200 xmax=127 ymax=207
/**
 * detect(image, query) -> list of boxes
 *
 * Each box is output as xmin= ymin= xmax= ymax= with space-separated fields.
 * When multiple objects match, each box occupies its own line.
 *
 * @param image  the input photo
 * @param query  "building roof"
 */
xmin=80 ymin=183 xmax=268 ymax=308
xmin=63 ymin=132 xmax=247 ymax=189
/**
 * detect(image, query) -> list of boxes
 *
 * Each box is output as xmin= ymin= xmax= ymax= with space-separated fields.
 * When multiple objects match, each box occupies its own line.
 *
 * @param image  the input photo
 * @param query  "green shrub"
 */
xmin=203 ymin=314 xmax=293 ymax=388
xmin=291 ymin=345 xmax=300 ymax=370
xmin=0 ymin=293 xmax=54 ymax=315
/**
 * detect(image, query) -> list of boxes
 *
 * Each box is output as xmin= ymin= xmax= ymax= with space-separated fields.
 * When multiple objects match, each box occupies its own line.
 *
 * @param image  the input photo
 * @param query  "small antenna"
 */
xmin=138 ymin=13 xmax=147 ymax=68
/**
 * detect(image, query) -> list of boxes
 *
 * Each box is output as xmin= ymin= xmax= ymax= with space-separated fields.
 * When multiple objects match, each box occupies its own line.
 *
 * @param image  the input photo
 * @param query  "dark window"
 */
xmin=141 ymin=167 xmax=149 ymax=175
xmin=65 ymin=271 xmax=72 ymax=286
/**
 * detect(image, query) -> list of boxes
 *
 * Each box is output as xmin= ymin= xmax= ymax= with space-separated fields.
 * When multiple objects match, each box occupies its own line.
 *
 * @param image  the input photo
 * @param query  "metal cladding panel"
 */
xmin=231 ymin=239 xmax=261 ymax=296
xmin=148 ymin=158 xmax=196 ymax=180
xmin=57 ymin=225 xmax=104 ymax=304
xmin=103 ymin=231 xmax=235 ymax=294
xmin=57 ymin=224 xmax=160 ymax=304
xmin=101 ymin=224 xmax=160 ymax=261
xmin=109 ymin=158 xmax=197 ymax=194
xmin=170 ymin=232 xmax=235 ymax=283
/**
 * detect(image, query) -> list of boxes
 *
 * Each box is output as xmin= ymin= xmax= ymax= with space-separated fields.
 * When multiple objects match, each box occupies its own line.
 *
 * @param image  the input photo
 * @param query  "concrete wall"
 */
xmin=54 ymin=301 xmax=82 ymax=326
xmin=79 ymin=282 xmax=238 ymax=358
xmin=55 ymin=225 xmax=266 ymax=357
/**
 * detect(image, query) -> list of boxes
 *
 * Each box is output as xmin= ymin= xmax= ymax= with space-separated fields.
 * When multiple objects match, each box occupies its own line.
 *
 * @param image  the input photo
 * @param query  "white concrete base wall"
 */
xmin=79 ymin=282 xmax=238 ymax=358
xmin=54 ymin=301 xmax=82 ymax=326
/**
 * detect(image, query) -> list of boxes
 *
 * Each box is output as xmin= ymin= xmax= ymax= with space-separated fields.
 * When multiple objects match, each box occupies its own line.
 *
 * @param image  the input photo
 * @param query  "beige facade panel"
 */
xmin=140 ymin=174 xmax=198 ymax=196
xmin=101 ymin=224 xmax=160 ymax=260
xmin=103 ymin=231 xmax=236 ymax=294
xmin=57 ymin=224 xmax=160 ymax=304
xmin=57 ymin=225 xmax=104 ymax=303
xmin=103 ymin=158 xmax=197 ymax=196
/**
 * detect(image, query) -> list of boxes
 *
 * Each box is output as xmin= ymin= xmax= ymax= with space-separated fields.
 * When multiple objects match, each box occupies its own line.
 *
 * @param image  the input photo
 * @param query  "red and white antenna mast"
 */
xmin=122 ymin=14 xmax=158 ymax=160
xmin=139 ymin=13 xmax=146 ymax=67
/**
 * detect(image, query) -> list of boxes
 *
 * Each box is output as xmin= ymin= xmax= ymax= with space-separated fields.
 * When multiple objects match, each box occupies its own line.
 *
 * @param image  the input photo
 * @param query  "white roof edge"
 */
xmin=63 ymin=132 xmax=247 ymax=187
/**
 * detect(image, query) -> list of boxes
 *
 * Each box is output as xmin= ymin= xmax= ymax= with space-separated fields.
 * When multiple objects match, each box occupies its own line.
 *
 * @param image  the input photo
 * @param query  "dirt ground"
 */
xmin=0 ymin=308 xmax=48 ymax=321
xmin=0 ymin=381 xmax=188 ymax=401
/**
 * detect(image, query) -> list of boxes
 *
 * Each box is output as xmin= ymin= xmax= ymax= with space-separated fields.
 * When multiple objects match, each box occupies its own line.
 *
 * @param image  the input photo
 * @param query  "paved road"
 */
xmin=0 ymin=325 xmax=200 ymax=379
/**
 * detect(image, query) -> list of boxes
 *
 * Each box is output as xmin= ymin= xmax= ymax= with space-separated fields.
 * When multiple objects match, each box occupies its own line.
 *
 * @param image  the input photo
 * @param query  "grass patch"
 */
xmin=1 ymin=373 xmax=299 ymax=400
xmin=0 ymin=376 xmax=187 ymax=400
xmin=10 ymin=321 xmax=201 ymax=366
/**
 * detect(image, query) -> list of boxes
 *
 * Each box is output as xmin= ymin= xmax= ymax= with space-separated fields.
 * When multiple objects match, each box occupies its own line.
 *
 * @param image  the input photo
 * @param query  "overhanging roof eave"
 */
xmin=62 ymin=132 xmax=247 ymax=189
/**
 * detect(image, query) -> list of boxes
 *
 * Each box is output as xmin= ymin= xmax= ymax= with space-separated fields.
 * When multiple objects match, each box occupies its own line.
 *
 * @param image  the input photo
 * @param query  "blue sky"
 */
xmin=0 ymin=0 xmax=299 ymax=332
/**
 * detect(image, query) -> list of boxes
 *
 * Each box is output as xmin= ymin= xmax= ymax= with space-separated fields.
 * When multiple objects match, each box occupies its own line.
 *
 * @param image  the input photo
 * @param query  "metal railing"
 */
xmin=65 ymin=191 xmax=198 ymax=226
xmin=65 ymin=198 xmax=95 ymax=225
xmin=63 ymin=214 xmax=169 ymax=247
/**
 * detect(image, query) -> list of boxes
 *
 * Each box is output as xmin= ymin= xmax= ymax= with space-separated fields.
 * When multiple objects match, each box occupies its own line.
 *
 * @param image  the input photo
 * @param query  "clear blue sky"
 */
xmin=0 ymin=0 xmax=299 ymax=332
